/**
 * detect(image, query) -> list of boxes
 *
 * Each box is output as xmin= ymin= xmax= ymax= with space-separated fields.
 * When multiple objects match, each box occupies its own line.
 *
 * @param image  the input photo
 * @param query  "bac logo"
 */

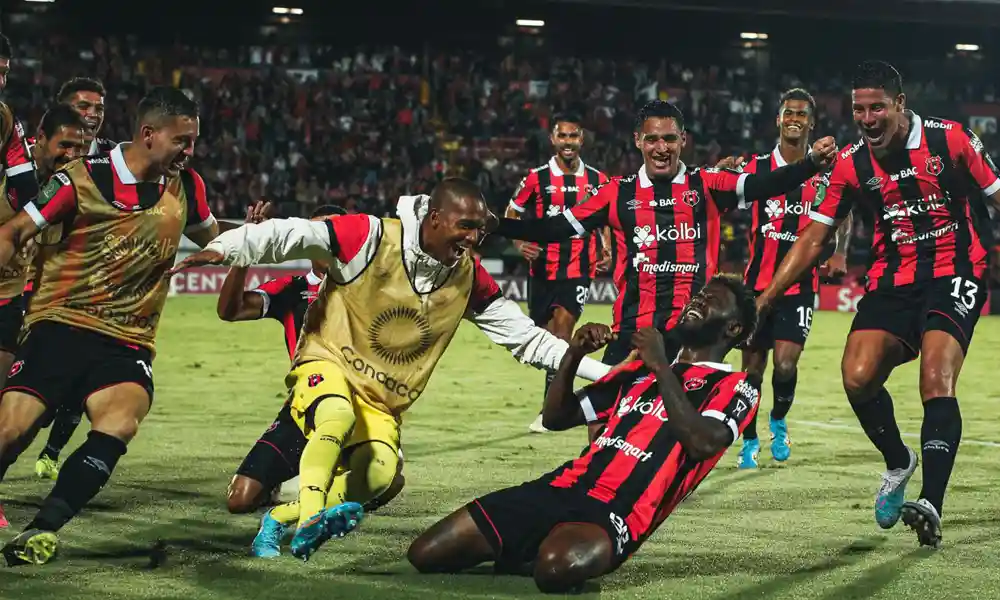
xmin=307 ymin=373 xmax=324 ymax=387
xmin=8 ymin=360 xmax=23 ymax=377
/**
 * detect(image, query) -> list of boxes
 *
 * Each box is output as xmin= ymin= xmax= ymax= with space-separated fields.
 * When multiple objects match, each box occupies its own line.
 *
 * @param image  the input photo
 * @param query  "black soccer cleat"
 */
xmin=901 ymin=499 xmax=942 ymax=549
xmin=2 ymin=529 xmax=59 ymax=566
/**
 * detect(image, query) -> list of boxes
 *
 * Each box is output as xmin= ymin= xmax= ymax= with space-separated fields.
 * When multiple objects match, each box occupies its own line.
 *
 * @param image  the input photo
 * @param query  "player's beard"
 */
xmin=674 ymin=316 xmax=727 ymax=349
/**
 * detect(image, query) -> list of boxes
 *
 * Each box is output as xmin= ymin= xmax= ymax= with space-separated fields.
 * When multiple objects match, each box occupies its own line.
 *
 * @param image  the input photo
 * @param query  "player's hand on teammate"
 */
xmin=822 ymin=252 xmax=848 ymax=277
xmin=595 ymin=247 xmax=613 ymax=273
xmin=809 ymin=136 xmax=838 ymax=168
xmin=632 ymin=327 xmax=670 ymax=372
xmin=245 ymin=200 xmax=274 ymax=224
xmin=715 ymin=155 xmax=746 ymax=171
xmin=168 ymin=249 xmax=225 ymax=274
xmin=515 ymin=240 xmax=541 ymax=261
xmin=570 ymin=323 xmax=615 ymax=355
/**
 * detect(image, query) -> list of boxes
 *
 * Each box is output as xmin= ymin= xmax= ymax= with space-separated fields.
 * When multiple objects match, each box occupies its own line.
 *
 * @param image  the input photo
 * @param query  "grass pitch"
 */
xmin=2 ymin=297 xmax=1000 ymax=598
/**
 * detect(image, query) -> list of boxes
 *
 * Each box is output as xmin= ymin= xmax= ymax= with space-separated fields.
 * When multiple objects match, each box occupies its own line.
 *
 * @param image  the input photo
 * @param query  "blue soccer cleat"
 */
xmin=737 ymin=437 xmax=760 ymax=469
xmin=322 ymin=501 xmax=364 ymax=540
xmin=769 ymin=415 xmax=791 ymax=462
xmin=875 ymin=446 xmax=918 ymax=529
xmin=290 ymin=510 xmax=328 ymax=561
xmin=251 ymin=510 xmax=287 ymax=558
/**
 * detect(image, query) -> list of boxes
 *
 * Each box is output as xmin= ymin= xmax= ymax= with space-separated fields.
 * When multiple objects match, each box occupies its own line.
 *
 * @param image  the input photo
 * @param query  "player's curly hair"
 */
xmin=709 ymin=273 xmax=757 ymax=349
xmin=311 ymin=204 xmax=347 ymax=218
xmin=57 ymin=77 xmax=107 ymax=103
xmin=777 ymin=88 xmax=816 ymax=119
xmin=634 ymin=99 xmax=685 ymax=133
xmin=852 ymin=60 xmax=903 ymax=97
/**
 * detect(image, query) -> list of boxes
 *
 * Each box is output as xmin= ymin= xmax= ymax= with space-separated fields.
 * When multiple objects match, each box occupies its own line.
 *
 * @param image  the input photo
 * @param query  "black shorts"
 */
xmin=3 ymin=321 xmax=154 ymax=421
xmin=0 ymin=295 xmax=26 ymax=353
xmin=528 ymin=277 xmax=590 ymax=326
xmin=468 ymin=478 xmax=639 ymax=572
xmin=749 ymin=292 xmax=815 ymax=351
xmin=851 ymin=276 xmax=987 ymax=359
xmin=235 ymin=403 xmax=307 ymax=489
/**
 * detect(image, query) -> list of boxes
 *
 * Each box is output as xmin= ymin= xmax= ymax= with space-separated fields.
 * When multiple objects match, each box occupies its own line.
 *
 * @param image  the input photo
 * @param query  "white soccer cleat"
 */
xmin=528 ymin=413 xmax=550 ymax=434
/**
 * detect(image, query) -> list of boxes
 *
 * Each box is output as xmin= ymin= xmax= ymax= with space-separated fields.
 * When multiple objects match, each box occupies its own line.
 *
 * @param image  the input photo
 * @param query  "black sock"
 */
xmin=770 ymin=371 xmax=797 ymax=421
xmin=26 ymin=431 xmax=127 ymax=532
xmin=743 ymin=410 xmax=759 ymax=441
xmin=918 ymin=397 xmax=961 ymax=516
xmin=850 ymin=387 xmax=911 ymax=471
xmin=38 ymin=410 xmax=83 ymax=462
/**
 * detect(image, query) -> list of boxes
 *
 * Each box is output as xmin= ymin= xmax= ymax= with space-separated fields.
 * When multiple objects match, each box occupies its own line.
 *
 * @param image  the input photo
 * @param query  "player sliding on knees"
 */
xmin=407 ymin=275 xmax=760 ymax=594
xmin=172 ymin=178 xmax=615 ymax=561
xmin=755 ymin=61 xmax=1000 ymax=548
xmin=220 ymin=204 xmax=406 ymax=517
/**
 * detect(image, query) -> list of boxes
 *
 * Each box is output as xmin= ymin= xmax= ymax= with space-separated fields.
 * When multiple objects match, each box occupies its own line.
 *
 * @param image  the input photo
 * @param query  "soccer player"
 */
xmin=30 ymin=77 xmax=116 ymax=481
xmin=736 ymin=88 xmax=854 ymax=468
xmin=492 ymin=100 xmax=835 ymax=426
xmin=756 ymin=61 xmax=1000 ymax=548
xmin=172 ymin=179 xmax=615 ymax=561
xmin=222 ymin=204 xmax=405 ymax=516
xmin=0 ymin=87 xmax=228 ymax=565
xmin=505 ymin=113 xmax=612 ymax=433
xmin=407 ymin=275 xmax=760 ymax=594
xmin=57 ymin=77 xmax=116 ymax=157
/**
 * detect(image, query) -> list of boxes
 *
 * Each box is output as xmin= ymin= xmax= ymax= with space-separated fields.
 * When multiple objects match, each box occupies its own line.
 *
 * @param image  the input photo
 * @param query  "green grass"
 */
xmin=3 ymin=297 xmax=1000 ymax=598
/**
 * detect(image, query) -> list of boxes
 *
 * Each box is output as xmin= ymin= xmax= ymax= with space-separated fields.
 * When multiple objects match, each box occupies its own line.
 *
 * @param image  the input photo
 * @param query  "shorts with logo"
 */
xmin=850 ymin=276 xmax=987 ymax=359
xmin=468 ymin=477 xmax=639 ymax=573
xmin=528 ymin=277 xmax=591 ymax=326
xmin=0 ymin=294 xmax=25 ymax=353
xmin=3 ymin=320 xmax=154 ymax=424
xmin=236 ymin=403 xmax=307 ymax=489
xmin=285 ymin=360 xmax=402 ymax=454
xmin=750 ymin=291 xmax=815 ymax=350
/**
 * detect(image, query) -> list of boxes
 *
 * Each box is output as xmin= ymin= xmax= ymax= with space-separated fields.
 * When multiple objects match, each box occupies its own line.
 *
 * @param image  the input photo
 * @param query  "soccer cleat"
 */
xmin=34 ymin=456 xmax=60 ymax=480
xmin=290 ymin=511 xmax=328 ymax=561
xmin=322 ymin=501 xmax=364 ymax=540
xmin=901 ymin=498 xmax=943 ymax=549
xmin=528 ymin=413 xmax=550 ymax=434
xmin=737 ymin=437 xmax=760 ymax=469
xmin=874 ymin=446 xmax=918 ymax=529
xmin=251 ymin=510 xmax=287 ymax=558
xmin=769 ymin=416 xmax=791 ymax=462
xmin=2 ymin=529 xmax=59 ymax=566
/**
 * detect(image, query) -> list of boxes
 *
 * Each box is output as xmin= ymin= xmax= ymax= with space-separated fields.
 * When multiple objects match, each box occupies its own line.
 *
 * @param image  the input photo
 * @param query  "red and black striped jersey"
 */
xmin=742 ymin=146 xmax=826 ymax=295
xmin=546 ymin=359 xmax=760 ymax=544
xmin=252 ymin=271 xmax=322 ymax=359
xmin=811 ymin=112 xmax=1000 ymax=291
xmin=567 ymin=163 xmax=745 ymax=332
xmin=509 ymin=157 xmax=610 ymax=280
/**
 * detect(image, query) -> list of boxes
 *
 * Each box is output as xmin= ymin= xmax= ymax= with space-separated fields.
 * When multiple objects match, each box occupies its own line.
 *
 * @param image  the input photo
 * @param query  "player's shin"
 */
xmin=770 ymin=370 xmax=796 ymax=420
xmin=296 ymin=397 xmax=354 ymax=527
xmin=849 ymin=387 xmax=910 ymax=470
xmin=26 ymin=431 xmax=127 ymax=532
xmin=38 ymin=409 xmax=82 ymax=463
xmin=918 ymin=397 xmax=962 ymax=515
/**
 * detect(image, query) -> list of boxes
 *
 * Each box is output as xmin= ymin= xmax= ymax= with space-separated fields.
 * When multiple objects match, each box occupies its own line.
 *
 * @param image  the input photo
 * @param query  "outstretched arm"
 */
xmin=757 ymin=220 xmax=835 ymax=309
xmin=493 ymin=180 xmax=614 ymax=243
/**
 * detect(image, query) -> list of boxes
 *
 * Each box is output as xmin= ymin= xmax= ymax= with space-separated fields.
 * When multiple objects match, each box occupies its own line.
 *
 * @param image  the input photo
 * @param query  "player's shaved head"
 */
xmin=429 ymin=178 xmax=486 ymax=211
xmin=423 ymin=178 xmax=491 ymax=266
xmin=135 ymin=86 xmax=199 ymax=130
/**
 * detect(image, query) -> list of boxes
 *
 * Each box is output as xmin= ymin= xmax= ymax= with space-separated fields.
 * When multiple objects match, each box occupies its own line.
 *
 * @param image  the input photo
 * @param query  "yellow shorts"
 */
xmin=285 ymin=360 xmax=401 ymax=453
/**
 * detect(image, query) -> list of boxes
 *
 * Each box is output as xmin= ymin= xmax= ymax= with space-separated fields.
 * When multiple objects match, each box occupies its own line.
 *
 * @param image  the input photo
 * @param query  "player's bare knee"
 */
xmin=226 ymin=477 xmax=262 ymax=514
xmin=918 ymin=366 xmax=956 ymax=400
xmin=91 ymin=417 xmax=140 ymax=444
xmin=772 ymin=359 xmax=798 ymax=382
xmin=533 ymin=550 xmax=592 ymax=594
xmin=407 ymin=532 xmax=449 ymax=573
xmin=841 ymin=361 xmax=879 ymax=402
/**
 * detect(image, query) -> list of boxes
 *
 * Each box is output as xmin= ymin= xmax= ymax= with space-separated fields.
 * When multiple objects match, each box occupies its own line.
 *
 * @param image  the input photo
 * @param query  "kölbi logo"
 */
xmin=632 ymin=223 xmax=701 ymax=249
xmin=617 ymin=394 xmax=670 ymax=422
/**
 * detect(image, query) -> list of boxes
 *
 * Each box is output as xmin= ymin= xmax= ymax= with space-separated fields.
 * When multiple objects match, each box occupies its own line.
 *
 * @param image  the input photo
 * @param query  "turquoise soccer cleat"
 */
xmin=737 ymin=437 xmax=760 ymax=469
xmin=322 ymin=501 xmax=364 ymax=540
xmin=874 ymin=447 xmax=917 ymax=529
xmin=251 ymin=510 xmax=287 ymax=558
xmin=769 ymin=415 xmax=791 ymax=462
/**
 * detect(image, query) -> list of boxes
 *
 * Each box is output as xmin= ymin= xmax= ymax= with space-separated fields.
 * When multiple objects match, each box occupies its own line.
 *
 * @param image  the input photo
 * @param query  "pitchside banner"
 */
xmin=170 ymin=268 xmax=991 ymax=314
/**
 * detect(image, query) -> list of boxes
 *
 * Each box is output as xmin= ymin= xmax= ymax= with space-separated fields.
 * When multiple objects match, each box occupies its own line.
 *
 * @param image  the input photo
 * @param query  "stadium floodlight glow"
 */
xmin=272 ymin=6 xmax=302 ymax=14
xmin=955 ymin=43 xmax=980 ymax=52
xmin=516 ymin=19 xmax=546 ymax=27
xmin=740 ymin=32 xmax=768 ymax=40
xmin=24 ymin=0 xmax=56 ymax=3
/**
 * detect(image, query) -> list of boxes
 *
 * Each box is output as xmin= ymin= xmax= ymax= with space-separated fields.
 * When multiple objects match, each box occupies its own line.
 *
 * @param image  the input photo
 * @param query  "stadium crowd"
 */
xmin=4 ymin=34 xmax=1000 ymax=281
